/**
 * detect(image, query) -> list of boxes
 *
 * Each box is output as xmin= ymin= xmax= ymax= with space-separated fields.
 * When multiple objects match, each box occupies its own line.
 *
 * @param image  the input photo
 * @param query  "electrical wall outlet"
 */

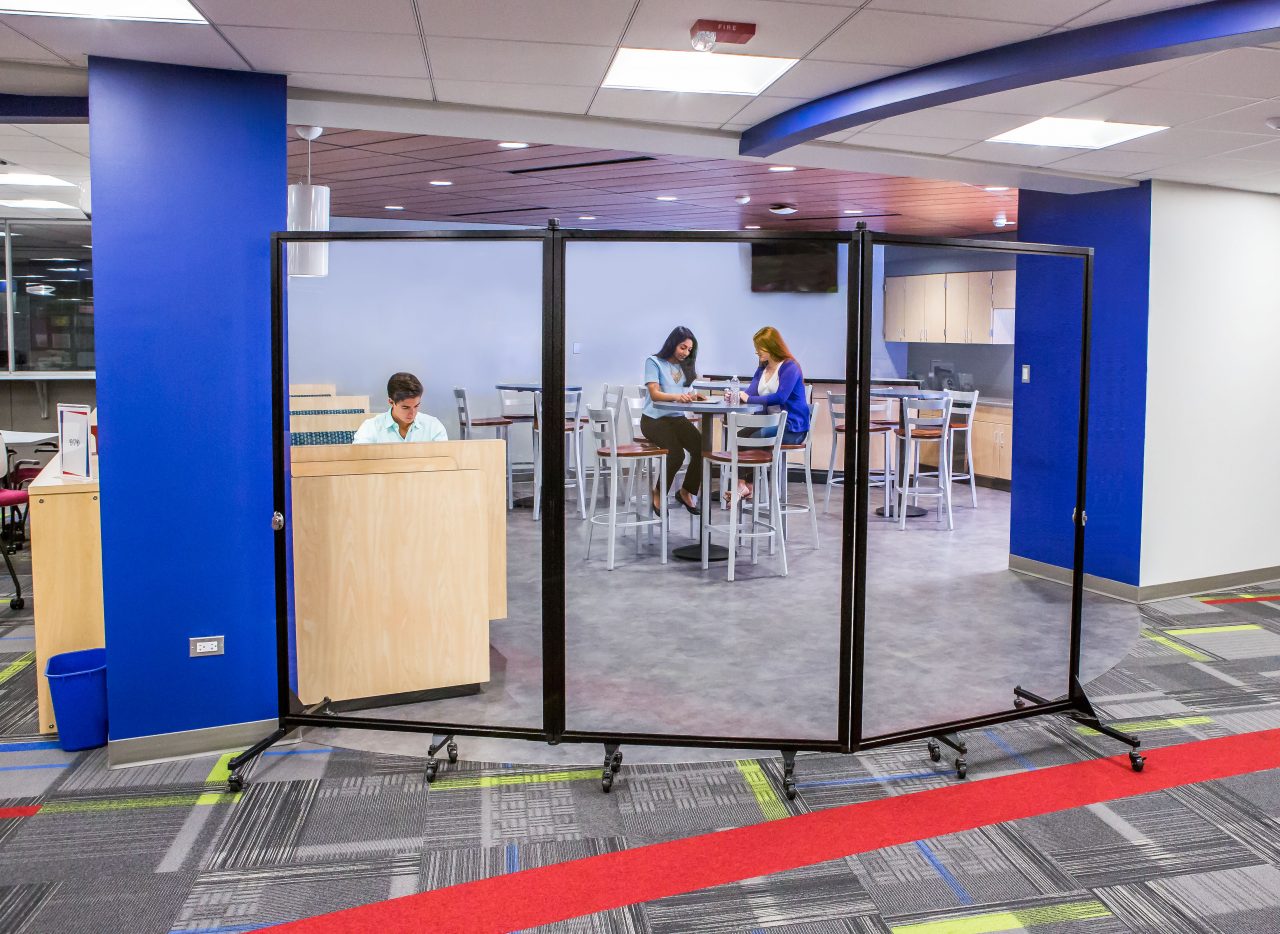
xmin=190 ymin=636 xmax=224 ymax=657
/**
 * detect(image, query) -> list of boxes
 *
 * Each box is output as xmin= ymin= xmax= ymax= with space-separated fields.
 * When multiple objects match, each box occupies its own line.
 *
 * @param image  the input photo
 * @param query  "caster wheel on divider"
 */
xmin=1130 ymin=752 xmax=1145 ymax=773
xmin=1013 ymin=697 xmax=1027 ymax=709
xmin=783 ymin=779 xmax=797 ymax=801
xmin=426 ymin=761 xmax=439 ymax=783
xmin=602 ymin=772 xmax=613 ymax=793
xmin=610 ymin=751 xmax=623 ymax=773
xmin=955 ymin=758 xmax=968 ymax=780
xmin=10 ymin=597 xmax=23 ymax=610
xmin=957 ymin=741 xmax=968 ymax=755
xmin=227 ymin=775 xmax=244 ymax=793
xmin=447 ymin=742 xmax=458 ymax=764
xmin=927 ymin=740 xmax=941 ymax=763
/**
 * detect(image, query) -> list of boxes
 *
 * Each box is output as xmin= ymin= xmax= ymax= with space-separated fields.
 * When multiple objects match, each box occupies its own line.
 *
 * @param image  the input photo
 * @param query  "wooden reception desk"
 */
xmin=30 ymin=454 xmax=105 ymax=734
xmin=289 ymin=439 xmax=506 ymax=707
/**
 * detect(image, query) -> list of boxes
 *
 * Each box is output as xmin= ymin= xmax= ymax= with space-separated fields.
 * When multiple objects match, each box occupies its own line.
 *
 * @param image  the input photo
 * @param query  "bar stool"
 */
xmin=501 ymin=388 xmax=536 ymax=499
xmin=701 ymin=411 xmax=787 ymax=582
xmin=823 ymin=392 xmax=894 ymax=517
xmin=777 ymin=398 xmax=820 ymax=549
xmin=532 ymin=390 xmax=587 ymax=521
xmin=895 ymin=395 xmax=954 ymax=531
xmin=585 ymin=406 xmax=668 ymax=570
xmin=945 ymin=389 xmax=980 ymax=508
xmin=453 ymin=388 xmax=515 ymax=508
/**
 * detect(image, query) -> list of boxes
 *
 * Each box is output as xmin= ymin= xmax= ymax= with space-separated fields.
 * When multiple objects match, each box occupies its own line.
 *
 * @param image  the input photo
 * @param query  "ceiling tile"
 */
xmin=1181 ymin=97 xmax=1280 ymax=135
xmin=1054 ymin=87 xmax=1261 ymax=127
xmin=1210 ymin=138 xmax=1280 ymax=164
xmin=716 ymin=95 xmax=808 ymax=127
xmin=590 ymin=89 xmax=759 ymax=124
xmin=1045 ymin=148 xmax=1178 ymax=175
xmin=759 ymin=59 xmax=900 ymax=99
xmin=868 ymin=0 xmax=1095 ymax=27
xmin=427 ymin=37 xmax=613 ymax=85
xmin=199 ymin=0 xmax=420 ymax=33
xmin=223 ymin=25 xmax=427 ymax=76
xmin=1136 ymin=48 xmax=1280 ymax=100
xmin=0 ymin=21 xmax=66 ymax=62
xmin=0 ymin=17 xmax=246 ymax=70
xmin=623 ymin=0 xmax=853 ymax=58
xmin=432 ymin=79 xmax=596 ymax=114
xmin=417 ymin=0 xmax=635 ymax=44
xmin=288 ymin=73 xmax=435 ymax=100
xmin=870 ymin=107 xmax=1029 ymax=140
xmin=811 ymin=10 xmax=1043 ymax=67
xmin=1057 ymin=0 xmax=1202 ymax=30
xmin=945 ymin=80 xmax=1110 ymax=116
xmin=840 ymin=132 xmax=971 ymax=155
xmin=1071 ymin=54 xmax=1210 ymax=87
xmin=1110 ymin=126 xmax=1276 ymax=156
xmin=948 ymin=140 xmax=1086 ymax=166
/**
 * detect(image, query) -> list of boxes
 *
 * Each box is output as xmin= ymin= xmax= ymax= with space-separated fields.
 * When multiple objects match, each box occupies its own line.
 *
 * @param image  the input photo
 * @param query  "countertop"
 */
xmin=29 ymin=454 xmax=99 ymax=495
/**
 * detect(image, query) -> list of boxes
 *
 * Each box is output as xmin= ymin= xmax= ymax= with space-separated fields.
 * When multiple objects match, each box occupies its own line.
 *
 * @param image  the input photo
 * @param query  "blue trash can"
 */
xmin=45 ymin=647 xmax=108 ymax=752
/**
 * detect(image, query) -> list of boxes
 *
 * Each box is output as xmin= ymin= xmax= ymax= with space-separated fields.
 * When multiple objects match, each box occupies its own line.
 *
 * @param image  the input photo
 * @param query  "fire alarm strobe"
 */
xmin=691 ymin=19 xmax=756 ymax=44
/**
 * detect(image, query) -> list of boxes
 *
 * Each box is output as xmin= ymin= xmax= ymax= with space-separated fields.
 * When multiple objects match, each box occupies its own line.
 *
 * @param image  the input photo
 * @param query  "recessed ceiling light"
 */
xmin=384 ymin=205 xmax=405 ymax=210
xmin=768 ymin=166 xmax=797 ymax=172
xmin=983 ymin=186 xmax=1010 ymax=192
xmin=48 ymin=267 xmax=80 ymax=272
xmin=987 ymin=117 xmax=1166 ymax=149
xmin=768 ymin=204 xmax=797 ymax=215
xmin=603 ymin=47 xmax=797 ymax=96
xmin=498 ymin=142 xmax=529 ymax=149
xmin=429 ymin=180 xmax=453 ymax=186
xmin=578 ymin=215 xmax=596 ymax=220
xmin=81 ymin=244 xmax=92 ymax=248
xmin=843 ymin=209 xmax=863 ymax=214
xmin=744 ymin=225 xmax=761 ymax=229
xmin=655 ymin=195 xmax=678 ymax=201
xmin=0 ymin=1 xmax=205 ymax=22
xmin=0 ymin=199 xmax=76 ymax=209
xmin=993 ymin=213 xmax=1010 ymax=228
xmin=0 ymin=172 xmax=73 ymax=187
xmin=34 ymin=257 xmax=75 ymax=261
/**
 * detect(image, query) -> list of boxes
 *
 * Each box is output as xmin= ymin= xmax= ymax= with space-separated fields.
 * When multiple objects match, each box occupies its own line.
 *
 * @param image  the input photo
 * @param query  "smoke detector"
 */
xmin=768 ymin=204 xmax=797 ymax=215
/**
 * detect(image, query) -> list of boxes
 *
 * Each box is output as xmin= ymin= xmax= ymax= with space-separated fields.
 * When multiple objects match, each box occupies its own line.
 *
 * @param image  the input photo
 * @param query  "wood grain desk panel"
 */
xmin=290 ymin=413 xmax=370 ymax=433
xmin=29 ymin=455 xmax=105 ymax=734
xmin=290 ymin=456 xmax=457 ymax=479
xmin=292 ymin=467 xmax=489 ymax=705
xmin=288 ymin=395 xmax=369 ymax=413
xmin=292 ymin=440 xmax=507 ymax=619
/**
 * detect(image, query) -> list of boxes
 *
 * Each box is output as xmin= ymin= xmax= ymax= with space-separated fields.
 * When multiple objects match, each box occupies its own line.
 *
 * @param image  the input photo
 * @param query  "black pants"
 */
xmin=640 ymin=414 xmax=703 ymax=496
xmin=737 ymin=427 xmax=807 ymax=481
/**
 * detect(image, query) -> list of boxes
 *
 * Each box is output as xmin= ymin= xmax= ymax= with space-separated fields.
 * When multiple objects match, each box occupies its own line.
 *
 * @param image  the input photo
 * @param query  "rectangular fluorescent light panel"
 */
xmin=603 ymin=48 xmax=796 ymax=95
xmin=0 ymin=173 xmax=73 ymax=187
xmin=0 ymin=1 xmax=205 ymax=22
xmin=0 ymin=199 xmax=77 ymax=209
xmin=988 ymin=117 xmax=1166 ymax=149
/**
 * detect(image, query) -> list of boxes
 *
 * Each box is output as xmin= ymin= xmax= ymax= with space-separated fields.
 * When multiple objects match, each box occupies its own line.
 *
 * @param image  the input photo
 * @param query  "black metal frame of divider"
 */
xmin=228 ymin=224 xmax=1143 ymax=795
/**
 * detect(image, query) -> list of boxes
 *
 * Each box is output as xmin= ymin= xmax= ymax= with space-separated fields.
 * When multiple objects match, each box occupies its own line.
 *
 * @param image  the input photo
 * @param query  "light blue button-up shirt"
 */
xmin=352 ymin=408 xmax=448 ymax=444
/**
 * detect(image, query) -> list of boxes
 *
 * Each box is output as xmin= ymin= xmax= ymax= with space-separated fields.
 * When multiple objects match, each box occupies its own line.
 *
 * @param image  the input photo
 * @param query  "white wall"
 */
xmin=1142 ymin=182 xmax=1280 ymax=586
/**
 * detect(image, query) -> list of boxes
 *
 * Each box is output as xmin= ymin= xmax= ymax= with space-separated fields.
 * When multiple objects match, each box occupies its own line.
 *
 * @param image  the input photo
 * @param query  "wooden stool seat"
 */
xmin=597 ymin=444 xmax=668 ymax=458
xmin=469 ymin=416 xmax=513 ymax=428
xmin=705 ymin=448 xmax=774 ymax=465
xmin=779 ymin=442 xmax=805 ymax=451
xmin=901 ymin=426 xmax=943 ymax=439
xmin=836 ymin=423 xmax=893 ymax=434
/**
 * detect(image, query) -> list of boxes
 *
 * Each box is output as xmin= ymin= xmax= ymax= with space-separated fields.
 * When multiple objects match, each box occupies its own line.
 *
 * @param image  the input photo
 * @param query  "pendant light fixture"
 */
xmin=287 ymin=126 xmax=330 ymax=278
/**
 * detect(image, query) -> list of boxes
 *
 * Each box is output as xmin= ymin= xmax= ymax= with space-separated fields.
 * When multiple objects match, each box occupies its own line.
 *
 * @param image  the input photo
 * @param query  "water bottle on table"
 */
xmin=728 ymin=376 xmax=740 ymax=407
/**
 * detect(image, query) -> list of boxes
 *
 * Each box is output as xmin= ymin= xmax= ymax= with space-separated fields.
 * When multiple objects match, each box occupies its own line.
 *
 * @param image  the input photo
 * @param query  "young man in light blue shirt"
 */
xmin=353 ymin=371 xmax=448 ymax=444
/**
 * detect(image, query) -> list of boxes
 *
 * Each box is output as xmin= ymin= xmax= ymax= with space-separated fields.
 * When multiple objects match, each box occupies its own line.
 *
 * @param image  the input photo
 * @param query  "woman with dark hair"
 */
xmin=640 ymin=326 xmax=702 ymax=515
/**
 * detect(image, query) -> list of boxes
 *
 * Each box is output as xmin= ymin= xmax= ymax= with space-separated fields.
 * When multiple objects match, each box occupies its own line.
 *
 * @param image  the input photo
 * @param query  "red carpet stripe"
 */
xmin=0 ymin=805 xmax=41 ymax=819
xmin=265 ymin=728 xmax=1280 ymax=934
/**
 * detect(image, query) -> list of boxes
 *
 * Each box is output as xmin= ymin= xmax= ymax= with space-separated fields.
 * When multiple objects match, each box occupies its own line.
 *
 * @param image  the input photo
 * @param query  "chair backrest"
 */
xmin=869 ymin=397 xmax=892 ymax=421
xmin=533 ymin=389 xmax=583 ymax=431
xmin=624 ymin=396 xmax=646 ymax=443
xmin=602 ymin=384 xmax=625 ymax=434
xmin=826 ymin=392 xmax=845 ymax=429
xmin=902 ymin=394 xmax=952 ymax=434
xmin=452 ymin=387 xmax=473 ymax=439
xmin=726 ymin=411 xmax=787 ymax=463
xmin=945 ymin=389 xmax=979 ymax=427
xmin=804 ymin=382 xmax=814 ymax=406
xmin=586 ymin=406 xmax=619 ymax=453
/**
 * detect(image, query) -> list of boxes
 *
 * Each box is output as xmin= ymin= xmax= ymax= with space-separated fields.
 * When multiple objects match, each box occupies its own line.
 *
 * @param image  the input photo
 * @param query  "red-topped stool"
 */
xmin=0 ymin=488 xmax=28 ymax=609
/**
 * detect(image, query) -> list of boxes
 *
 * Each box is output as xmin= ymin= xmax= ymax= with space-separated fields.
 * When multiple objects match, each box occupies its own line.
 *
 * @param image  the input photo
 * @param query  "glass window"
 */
xmin=7 ymin=221 xmax=93 ymax=373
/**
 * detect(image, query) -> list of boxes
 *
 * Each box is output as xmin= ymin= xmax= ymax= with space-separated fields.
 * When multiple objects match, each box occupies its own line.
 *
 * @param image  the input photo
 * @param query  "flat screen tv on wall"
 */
xmin=750 ymin=242 xmax=838 ymax=293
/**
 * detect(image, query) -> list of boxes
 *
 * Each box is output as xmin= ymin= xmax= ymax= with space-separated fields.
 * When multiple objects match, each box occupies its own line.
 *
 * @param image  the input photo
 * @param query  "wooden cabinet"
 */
xmin=992 ymin=269 xmax=1016 ymax=308
xmin=886 ymin=271 xmax=1009 ymax=343
xmin=969 ymin=403 xmax=1012 ymax=481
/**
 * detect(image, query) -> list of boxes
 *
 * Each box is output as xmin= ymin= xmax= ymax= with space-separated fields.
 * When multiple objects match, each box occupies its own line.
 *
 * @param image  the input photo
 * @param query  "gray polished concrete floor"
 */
xmin=306 ymin=479 xmax=1142 ymax=764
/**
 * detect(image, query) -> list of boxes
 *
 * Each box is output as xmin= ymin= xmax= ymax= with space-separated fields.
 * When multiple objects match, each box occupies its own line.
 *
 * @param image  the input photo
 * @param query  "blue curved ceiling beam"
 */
xmin=741 ymin=0 xmax=1280 ymax=158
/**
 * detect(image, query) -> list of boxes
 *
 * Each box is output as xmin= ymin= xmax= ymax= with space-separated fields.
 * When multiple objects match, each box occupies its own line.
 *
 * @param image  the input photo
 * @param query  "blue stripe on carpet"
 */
xmin=914 ymin=840 xmax=974 ymax=905
xmin=796 ymin=771 xmax=938 ymax=789
xmin=0 ymin=741 xmax=62 ymax=752
xmin=0 ymin=762 xmax=69 ymax=772
xmin=983 ymin=729 xmax=1038 ymax=771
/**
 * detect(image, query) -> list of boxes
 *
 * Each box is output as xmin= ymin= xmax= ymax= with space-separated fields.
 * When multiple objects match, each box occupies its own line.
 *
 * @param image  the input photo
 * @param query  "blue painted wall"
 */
xmin=1013 ymin=183 xmax=1151 ymax=585
xmin=89 ymin=58 xmax=285 ymax=741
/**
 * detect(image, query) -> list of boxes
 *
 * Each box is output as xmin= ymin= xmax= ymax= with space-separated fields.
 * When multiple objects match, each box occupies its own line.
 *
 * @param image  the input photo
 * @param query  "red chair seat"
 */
xmin=598 ymin=444 xmax=668 ymax=458
xmin=705 ymin=449 xmax=774 ymax=465
xmin=0 ymin=489 xmax=28 ymax=507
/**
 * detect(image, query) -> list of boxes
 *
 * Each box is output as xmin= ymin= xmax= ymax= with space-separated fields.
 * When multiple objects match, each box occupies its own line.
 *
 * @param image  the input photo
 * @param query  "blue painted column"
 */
xmin=1012 ymin=183 xmax=1152 ymax=587
xmin=89 ymin=58 xmax=285 ymax=743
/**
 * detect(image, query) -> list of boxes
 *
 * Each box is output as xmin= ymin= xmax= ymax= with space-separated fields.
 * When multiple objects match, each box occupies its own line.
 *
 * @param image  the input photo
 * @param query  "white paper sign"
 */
xmin=57 ymin=403 xmax=91 ymax=479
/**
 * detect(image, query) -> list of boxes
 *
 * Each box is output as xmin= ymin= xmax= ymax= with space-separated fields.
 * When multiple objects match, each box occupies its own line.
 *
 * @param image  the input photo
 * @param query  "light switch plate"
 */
xmin=190 ymin=636 xmax=224 ymax=657
xmin=1021 ymin=364 xmax=1031 ymax=383
xmin=572 ymin=342 xmax=583 ymax=354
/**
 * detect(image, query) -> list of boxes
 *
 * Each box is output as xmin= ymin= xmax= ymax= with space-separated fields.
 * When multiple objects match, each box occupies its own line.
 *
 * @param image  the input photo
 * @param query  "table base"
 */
xmin=876 ymin=505 xmax=927 ymax=519
xmin=673 ymin=543 xmax=729 ymax=562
